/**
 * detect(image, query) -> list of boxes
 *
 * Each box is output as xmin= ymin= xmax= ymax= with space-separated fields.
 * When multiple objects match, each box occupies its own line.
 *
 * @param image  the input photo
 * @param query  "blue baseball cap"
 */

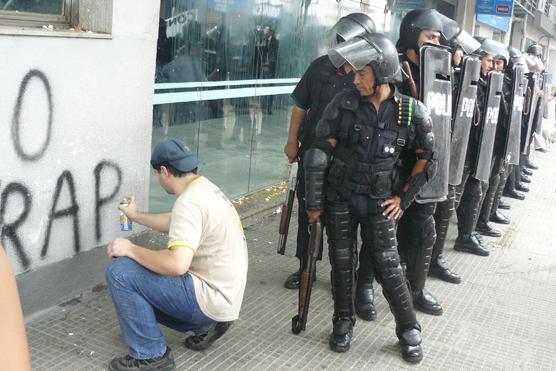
xmin=150 ymin=138 xmax=201 ymax=172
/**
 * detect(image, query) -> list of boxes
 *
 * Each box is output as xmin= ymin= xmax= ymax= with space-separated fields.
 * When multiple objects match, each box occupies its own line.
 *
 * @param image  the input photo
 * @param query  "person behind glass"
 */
xmin=283 ymin=13 xmax=377 ymax=321
xmin=254 ymin=25 xmax=280 ymax=114
xmin=0 ymin=244 xmax=32 ymax=371
xmin=305 ymin=32 xmax=434 ymax=362
xmin=105 ymin=138 xmax=248 ymax=371
xmin=452 ymin=37 xmax=497 ymax=257
xmin=475 ymin=42 xmax=511 ymax=238
xmin=395 ymin=8 xmax=444 ymax=316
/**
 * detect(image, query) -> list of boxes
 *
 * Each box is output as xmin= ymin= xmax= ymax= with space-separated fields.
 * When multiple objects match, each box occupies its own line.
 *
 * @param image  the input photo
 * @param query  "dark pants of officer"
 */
xmin=397 ymin=202 xmax=436 ymax=296
xmin=455 ymin=164 xmax=488 ymax=236
xmin=326 ymin=200 xmax=418 ymax=337
xmin=432 ymin=185 xmax=456 ymax=260
xmin=478 ymin=153 xmax=505 ymax=226
xmin=295 ymin=162 xmax=323 ymax=264
xmin=491 ymin=163 xmax=510 ymax=215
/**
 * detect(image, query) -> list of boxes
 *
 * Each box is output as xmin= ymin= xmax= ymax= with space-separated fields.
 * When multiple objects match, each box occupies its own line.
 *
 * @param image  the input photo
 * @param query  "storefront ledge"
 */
xmin=0 ymin=26 xmax=111 ymax=39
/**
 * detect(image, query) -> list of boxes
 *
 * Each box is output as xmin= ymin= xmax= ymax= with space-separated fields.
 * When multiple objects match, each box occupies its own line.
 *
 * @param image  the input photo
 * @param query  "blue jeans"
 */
xmin=105 ymin=257 xmax=215 ymax=359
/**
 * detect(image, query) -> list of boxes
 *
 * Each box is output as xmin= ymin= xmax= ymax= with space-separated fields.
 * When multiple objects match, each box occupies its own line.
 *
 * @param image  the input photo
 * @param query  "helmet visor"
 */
xmin=328 ymin=37 xmax=381 ymax=70
xmin=328 ymin=20 xmax=367 ymax=47
xmin=453 ymin=30 xmax=481 ymax=55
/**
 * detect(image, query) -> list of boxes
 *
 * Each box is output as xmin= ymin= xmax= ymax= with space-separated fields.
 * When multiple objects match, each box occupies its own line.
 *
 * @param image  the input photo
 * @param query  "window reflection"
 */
xmin=150 ymin=0 xmax=342 ymax=211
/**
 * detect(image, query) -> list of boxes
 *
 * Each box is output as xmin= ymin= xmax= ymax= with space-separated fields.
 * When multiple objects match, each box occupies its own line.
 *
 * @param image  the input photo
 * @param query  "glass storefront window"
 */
xmin=0 ymin=0 xmax=65 ymax=15
xmin=150 ymin=0 xmax=357 ymax=211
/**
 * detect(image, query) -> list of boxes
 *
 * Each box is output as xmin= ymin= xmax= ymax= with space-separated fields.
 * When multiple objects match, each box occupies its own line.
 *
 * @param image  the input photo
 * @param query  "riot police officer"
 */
xmin=305 ymin=33 xmax=434 ymax=362
xmin=453 ymin=37 xmax=504 ymax=256
xmin=476 ymin=40 xmax=510 ymax=238
xmin=490 ymin=47 xmax=528 ymax=221
xmin=395 ymin=8 xmax=446 ymax=315
xmin=430 ymin=19 xmax=482 ymax=284
xmin=283 ymin=13 xmax=376 ymax=294
xmin=504 ymin=47 xmax=530 ymax=201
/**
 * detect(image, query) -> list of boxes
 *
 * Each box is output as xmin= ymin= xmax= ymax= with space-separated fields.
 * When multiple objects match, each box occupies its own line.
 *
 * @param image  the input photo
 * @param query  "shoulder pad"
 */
xmin=338 ymin=88 xmax=360 ymax=111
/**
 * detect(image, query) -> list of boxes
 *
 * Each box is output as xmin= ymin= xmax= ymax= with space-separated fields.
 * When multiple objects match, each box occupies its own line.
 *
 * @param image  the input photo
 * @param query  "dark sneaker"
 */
xmin=522 ymin=167 xmax=533 ymax=176
xmin=109 ymin=347 xmax=175 ymax=371
xmin=498 ymin=200 xmax=511 ymax=210
xmin=185 ymin=322 xmax=232 ymax=351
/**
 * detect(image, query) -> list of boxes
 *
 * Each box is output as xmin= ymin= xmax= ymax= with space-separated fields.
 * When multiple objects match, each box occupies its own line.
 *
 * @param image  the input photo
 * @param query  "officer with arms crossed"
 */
xmin=304 ymin=32 xmax=435 ymax=363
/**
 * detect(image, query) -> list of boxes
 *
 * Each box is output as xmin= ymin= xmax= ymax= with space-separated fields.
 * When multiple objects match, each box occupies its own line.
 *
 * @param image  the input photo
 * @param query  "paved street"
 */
xmin=27 ymin=150 xmax=556 ymax=370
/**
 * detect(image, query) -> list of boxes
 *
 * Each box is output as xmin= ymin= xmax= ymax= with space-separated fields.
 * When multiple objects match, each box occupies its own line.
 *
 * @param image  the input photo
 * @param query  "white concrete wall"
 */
xmin=0 ymin=1 xmax=159 ymax=275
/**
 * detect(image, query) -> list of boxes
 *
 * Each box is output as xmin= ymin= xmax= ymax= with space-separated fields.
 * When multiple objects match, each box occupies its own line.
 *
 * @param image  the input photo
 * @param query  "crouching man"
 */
xmin=105 ymin=138 xmax=248 ymax=371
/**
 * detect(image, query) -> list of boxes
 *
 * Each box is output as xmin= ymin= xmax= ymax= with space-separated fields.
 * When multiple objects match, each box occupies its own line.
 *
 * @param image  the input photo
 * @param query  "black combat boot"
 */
xmin=520 ymin=174 xmax=531 ymax=183
xmin=454 ymin=234 xmax=490 ymax=256
xmin=429 ymin=255 xmax=462 ymax=284
xmin=399 ymin=328 xmax=423 ymax=363
xmin=515 ymin=183 xmax=529 ymax=192
xmin=475 ymin=221 xmax=501 ymax=237
xmin=413 ymin=289 xmax=443 ymax=316
xmin=525 ymin=158 xmax=539 ymax=170
xmin=284 ymin=258 xmax=316 ymax=289
xmin=498 ymin=199 xmax=511 ymax=209
xmin=490 ymin=211 xmax=510 ymax=224
xmin=503 ymin=189 xmax=525 ymax=200
xmin=522 ymin=167 xmax=533 ymax=176
xmin=354 ymin=283 xmax=376 ymax=321
xmin=329 ymin=318 xmax=354 ymax=353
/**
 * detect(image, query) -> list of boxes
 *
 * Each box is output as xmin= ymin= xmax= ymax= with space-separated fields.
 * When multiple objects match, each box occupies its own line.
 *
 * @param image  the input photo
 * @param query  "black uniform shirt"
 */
xmin=291 ymin=55 xmax=354 ymax=152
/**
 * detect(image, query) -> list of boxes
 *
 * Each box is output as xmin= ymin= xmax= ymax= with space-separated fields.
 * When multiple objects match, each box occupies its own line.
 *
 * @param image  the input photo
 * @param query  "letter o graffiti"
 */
xmin=11 ymin=69 xmax=53 ymax=162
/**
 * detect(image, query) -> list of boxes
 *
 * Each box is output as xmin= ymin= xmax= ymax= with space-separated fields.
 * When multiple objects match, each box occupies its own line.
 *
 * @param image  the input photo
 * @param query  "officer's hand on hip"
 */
xmin=381 ymin=196 xmax=403 ymax=220
xmin=284 ymin=141 xmax=298 ymax=163
xmin=307 ymin=210 xmax=322 ymax=224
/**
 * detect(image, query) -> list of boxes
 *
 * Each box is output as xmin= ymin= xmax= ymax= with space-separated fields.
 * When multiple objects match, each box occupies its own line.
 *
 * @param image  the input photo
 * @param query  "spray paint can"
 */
xmin=119 ymin=198 xmax=132 ymax=231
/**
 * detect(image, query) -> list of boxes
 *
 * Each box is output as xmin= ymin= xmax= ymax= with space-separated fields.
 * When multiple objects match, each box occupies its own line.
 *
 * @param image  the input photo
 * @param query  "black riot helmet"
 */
xmin=474 ymin=36 xmax=509 ymax=64
xmin=328 ymin=12 xmax=376 ymax=46
xmin=436 ymin=14 xmax=481 ymax=54
xmin=527 ymin=44 xmax=543 ymax=57
xmin=507 ymin=47 xmax=528 ymax=73
xmin=328 ymin=33 xmax=401 ymax=84
xmin=397 ymin=9 xmax=445 ymax=52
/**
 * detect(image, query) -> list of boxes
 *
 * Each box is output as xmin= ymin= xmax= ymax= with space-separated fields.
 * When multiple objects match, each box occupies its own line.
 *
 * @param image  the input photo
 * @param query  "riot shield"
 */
xmin=415 ymin=45 xmax=452 ymax=203
xmin=449 ymin=56 xmax=480 ymax=185
xmin=473 ymin=71 xmax=504 ymax=182
xmin=522 ymin=73 xmax=540 ymax=154
xmin=504 ymin=65 xmax=525 ymax=166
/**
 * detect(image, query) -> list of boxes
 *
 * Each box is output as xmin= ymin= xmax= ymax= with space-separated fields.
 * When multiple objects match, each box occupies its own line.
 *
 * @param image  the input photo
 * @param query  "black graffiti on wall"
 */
xmin=41 ymin=171 xmax=81 ymax=257
xmin=95 ymin=161 xmax=123 ymax=242
xmin=11 ymin=69 xmax=54 ymax=162
xmin=1 ymin=68 xmax=125 ymax=270
xmin=0 ymin=182 xmax=32 ymax=268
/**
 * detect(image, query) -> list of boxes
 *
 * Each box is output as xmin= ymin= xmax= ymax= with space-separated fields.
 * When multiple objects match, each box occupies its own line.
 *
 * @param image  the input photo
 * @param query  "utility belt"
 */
xmin=327 ymin=154 xmax=399 ymax=201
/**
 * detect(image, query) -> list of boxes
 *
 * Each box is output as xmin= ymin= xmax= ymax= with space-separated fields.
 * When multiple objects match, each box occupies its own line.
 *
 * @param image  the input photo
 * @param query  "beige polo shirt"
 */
xmin=167 ymin=176 xmax=248 ymax=321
